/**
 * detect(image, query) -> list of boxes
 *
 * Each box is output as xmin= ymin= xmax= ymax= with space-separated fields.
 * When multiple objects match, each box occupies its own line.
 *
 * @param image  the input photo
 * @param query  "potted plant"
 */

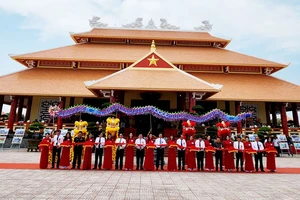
xmin=206 ymin=126 xmax=218 ymax=139
xmin=28 ymin=122 xmax=45 ymax=139
xmin=257 ymin=126 xmax=273 ymax=140
xmin=192 ymin=105 xmax=204 ymax=115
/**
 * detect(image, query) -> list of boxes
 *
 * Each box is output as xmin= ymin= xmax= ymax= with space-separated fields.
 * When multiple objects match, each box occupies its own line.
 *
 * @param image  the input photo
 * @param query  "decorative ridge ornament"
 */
xmin=160 ymin=18 xmax=180 ymax=30
xmin=145 ymin=19 xmax=157 ymax=29
xmin=122 ymin=18 xmax=143 ymax=28
xmin=194 ymin=20 xmax=213 ymax=32
xmin=150 ymin=40 xmax=156 ymax=52
xmin=264 ymin=67 xmax=274 ymax=75
xmin=89 ymin=16 xmax=108 ymax=28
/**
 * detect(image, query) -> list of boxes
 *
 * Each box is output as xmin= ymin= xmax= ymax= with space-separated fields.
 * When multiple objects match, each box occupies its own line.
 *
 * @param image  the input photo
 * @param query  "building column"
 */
xmin=265 ymin=102 xmax=271 ymax=126
xmin=17 ymin=96 xmax=25 ymax=122
xmin=235 ymin=101 xmax=242 ymax=134
xmin=280 ymin=103 xmax=288 ymax=136
xmin=189 ymin=93 xmax=196 ymax=113
xmin=225 ymin=101 xmax=230 ymax=114
xmin=69 ymin=97 xmax=75 ymax=107
xmin=8 ymin=96 xmax=18 ymax=131
xmin=292 ymin=103 xmax=299 ymax=127
xmin=0 ymin=95 xmax=4 ymax=115
xmin=57 ymin=97 xmax=66 ymax=130
xmin=25 ymin=96 xmax=33 ymax=121
xmin=271 ymin=103 xmax=277 ymax=127
xmin=110 ymin=94 xmax=116 ymax=103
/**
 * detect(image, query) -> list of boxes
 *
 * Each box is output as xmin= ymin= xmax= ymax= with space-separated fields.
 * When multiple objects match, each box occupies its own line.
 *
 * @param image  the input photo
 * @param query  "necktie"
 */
xmin=181 ymin=139 xmax=183 ymax=147
xmin=257 ymin=142 xmax=260 ymax=150
xmin=238 ymin=142 xmax=240 ymax=150
xmin=56 ymin=136 xmax=59 ymax=146
xmin=140 ymin=139 xmax=141 ymax=149
xmin=160 ymin=138 xmax=162 ymax=148
xmin=98 ymin=138 xmax=101 ymax=148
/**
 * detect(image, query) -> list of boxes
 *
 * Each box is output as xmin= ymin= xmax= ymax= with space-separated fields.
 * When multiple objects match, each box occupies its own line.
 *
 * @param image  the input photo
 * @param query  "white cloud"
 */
xmin=0 ymin=0 xmax=300 ymax=44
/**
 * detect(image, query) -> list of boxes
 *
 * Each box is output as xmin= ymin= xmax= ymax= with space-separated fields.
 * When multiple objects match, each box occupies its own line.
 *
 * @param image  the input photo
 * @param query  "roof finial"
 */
xmin=151 ymin=40 xmax=156 ymax=52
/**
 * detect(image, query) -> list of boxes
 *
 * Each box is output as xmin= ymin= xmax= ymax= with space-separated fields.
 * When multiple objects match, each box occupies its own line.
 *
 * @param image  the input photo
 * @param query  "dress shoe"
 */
xmin=241 ymin=169 xmax=245 ymax=172
xmin=261 ymin=170 xmax=265 ymax=172
xmin=71 ymin=167 xmax=75 ymax=169
xmin=141 ymin=168 xmax=144 ymax=170
xmin=182 ymin=168 xmax=186 ymax=170
xmin=136 ymin=168 xmax=139 ymax=170
xmin=221 ymin=169 xmax=224 ymax=171
xmin=92 ymin=167 xmax=96 ymax=170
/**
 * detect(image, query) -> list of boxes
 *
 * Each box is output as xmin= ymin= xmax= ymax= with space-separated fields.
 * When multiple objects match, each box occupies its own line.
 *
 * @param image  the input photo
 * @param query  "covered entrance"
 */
xmin=84 ymin=41 xmax=222 ymax=136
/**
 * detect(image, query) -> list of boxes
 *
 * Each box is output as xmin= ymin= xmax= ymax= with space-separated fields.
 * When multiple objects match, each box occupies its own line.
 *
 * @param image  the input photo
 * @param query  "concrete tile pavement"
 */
xmin=0 ymin=150 xmax=300 ymax=199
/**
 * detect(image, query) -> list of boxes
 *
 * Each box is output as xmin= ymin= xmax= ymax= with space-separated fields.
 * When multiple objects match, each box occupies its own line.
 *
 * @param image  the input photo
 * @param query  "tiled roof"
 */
xmin=71 ymin=28 xmax=230 ymax=43
xmin=12 ymin=43 xmax=286 ymax=68
xmin=191 ymin=73 xmax=300 ymax=102
xmin=85 ymin=49 xmax=221 ymax=93
xmin=0 ymin=68 xmax=112 ymax=97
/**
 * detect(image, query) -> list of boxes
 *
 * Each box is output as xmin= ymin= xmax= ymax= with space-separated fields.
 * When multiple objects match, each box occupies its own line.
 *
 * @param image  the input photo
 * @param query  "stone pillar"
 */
xmin=56 ymin=97 xmax=66 ymax=130
xmin=25 ymin=96 xmax=33 ymax=121
xmin=265 ymin=102 xmax=271 ymax=126
xmin=235 ymin=101 xmax=242 ymax=134
xmin=0 ymin=95 xmax=4 ymax=115
xmin=189 ymin=93 xmax=196 ymax=113
xmin=17 ymin=96 xmax=25 ymax=122
xmin=8 ymin=96 xmax=18 ymax=131
xmin=292 ymin=103 xmax=299 ymax=127
xmin=280 ymin=103 xmax=288 ymax=136
xmin=271 ymin=103 xmax=277 ymax=127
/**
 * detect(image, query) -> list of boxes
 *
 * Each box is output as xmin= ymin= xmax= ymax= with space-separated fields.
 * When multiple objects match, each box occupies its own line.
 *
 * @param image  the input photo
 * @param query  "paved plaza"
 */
xmin=0 ymin=150 xmax=299 ymax=200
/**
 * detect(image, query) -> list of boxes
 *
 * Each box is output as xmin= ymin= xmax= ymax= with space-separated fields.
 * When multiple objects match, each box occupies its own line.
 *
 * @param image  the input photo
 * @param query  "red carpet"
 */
xmin=0 ymin=163 xmax=300 ymax=174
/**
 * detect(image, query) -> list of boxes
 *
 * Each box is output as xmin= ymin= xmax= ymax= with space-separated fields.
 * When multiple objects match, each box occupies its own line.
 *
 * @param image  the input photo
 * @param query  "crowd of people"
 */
xmin=39 ymin=130 xmax=277 ymax=172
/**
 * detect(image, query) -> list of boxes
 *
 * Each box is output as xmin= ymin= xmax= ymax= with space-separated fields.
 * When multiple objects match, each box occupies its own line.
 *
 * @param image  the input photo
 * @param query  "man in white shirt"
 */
xmin=252 ymin=137 xmax=265 ymax=172
xmin=234 ymin=137 xmax=245 ymax=172
xmin=154 ymin=133 xmax=167 ymax=170
xmin=195 ymin=136 xmax=205 ymax=171
xmin=93 ymin=132 xmax=105 ymax=170
xmin=176 ymin=134 xmax=187 ymax=170
xmin=135 ymin=134 xmax=146 ymax=170
xmin=51 ymin=130 xmax=64 ymax=169
xmin=115 ymin=133 xmax=126 ymax=170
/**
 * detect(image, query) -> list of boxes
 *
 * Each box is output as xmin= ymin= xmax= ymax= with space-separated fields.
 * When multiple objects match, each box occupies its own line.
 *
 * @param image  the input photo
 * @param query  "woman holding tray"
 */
xmin=82 ymin=133 xmax=95 ymax=170
xmin=39 ymin=133 xmax=52 ymax=169
xmin=103 ymin=134 xmax=114 ymax=170
xmin=125 ymin=133 xmax=135 ymax=170
xmin=59 ymin=132 xmax=72 ymax=169
xmin=167 ymin=135 xmax=177 ymax=171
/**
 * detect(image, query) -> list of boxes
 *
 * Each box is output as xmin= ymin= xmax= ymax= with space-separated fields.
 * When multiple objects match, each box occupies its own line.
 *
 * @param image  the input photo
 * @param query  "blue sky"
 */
xmin=0 ymin=0 xmax=299 ymax=116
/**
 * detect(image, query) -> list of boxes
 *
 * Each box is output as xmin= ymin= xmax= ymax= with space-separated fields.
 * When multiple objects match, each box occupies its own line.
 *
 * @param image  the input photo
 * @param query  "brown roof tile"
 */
xmin=86 ymin=69 xmax=220 ymax=92
xmin=71 ymin=28 xmax=229 ymax=43
xmin=191 ymin=73 xmax=300 ymax=102
xmin=12 ymin=43 xmax=286 ymax=68
xmin=0 ymin=68 xmax=112 ymax=97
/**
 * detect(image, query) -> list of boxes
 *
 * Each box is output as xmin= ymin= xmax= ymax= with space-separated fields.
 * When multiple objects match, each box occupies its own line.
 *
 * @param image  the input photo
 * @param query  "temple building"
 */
xmin=0 ymin=27 xmax=299 ymax=135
